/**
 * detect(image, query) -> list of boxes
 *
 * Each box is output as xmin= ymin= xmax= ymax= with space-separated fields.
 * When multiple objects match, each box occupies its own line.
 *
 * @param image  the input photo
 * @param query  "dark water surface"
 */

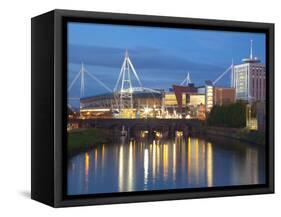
xmin=67 ymin=136 xmax=265 ymax=195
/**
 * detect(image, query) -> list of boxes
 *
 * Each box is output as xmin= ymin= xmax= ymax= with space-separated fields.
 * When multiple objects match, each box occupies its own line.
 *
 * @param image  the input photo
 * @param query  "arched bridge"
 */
xmin=69 ymin=118 xmax=204 ymax=138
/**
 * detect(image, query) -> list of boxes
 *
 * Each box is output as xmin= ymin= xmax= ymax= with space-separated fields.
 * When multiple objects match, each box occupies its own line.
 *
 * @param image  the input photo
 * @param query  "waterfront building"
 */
xmin=186 ymin=93 xmax=206 ymax=119
xmin=164 ymin=92 xmax=178 ymax=108
xmin=213 ymin=87 xmax=236 ymax=105
xmin=163 ymin=84 xmax=200 ymax=118
xmin=172 ymin=84 xmax=197 ymax=114
xmin=232 ymin=40 xmax=266 ymax=102
xmin=80 ymin=88 xmax=163 ymax=118
xmin=188 ymin=93 xmax=205 ymax=106
xmin=198 ymin=82 xmax=236 ymax=113
xmin=204 ymin=80 xmax=214 ymax=112
xmin=197 ymin=103 xmax=206 ymax=120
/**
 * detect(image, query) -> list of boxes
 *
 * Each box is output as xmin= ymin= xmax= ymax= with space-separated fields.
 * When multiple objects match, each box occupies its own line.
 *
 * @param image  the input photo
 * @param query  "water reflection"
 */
xmin=84 ymin=152 xmax=89 ymax=192
xmin=118 ymin=145 xmax=124 ymax=192
xmin=144 ymin=148 xmax=149 ymax=189
xmin=68 ymin=136 xmax=265 ymax=195
xmin=207 ymin=143 xmax=213 ymax=187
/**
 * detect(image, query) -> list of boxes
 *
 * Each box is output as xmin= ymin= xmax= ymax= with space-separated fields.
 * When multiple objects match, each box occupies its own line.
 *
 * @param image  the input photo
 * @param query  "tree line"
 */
xmin=207 ymin=101 xmax=246 ymax=128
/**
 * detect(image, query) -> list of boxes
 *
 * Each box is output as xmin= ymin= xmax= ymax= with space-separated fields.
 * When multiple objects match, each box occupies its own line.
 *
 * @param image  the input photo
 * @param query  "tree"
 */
xmin=207 ymin=101 xmax=246 ymax=128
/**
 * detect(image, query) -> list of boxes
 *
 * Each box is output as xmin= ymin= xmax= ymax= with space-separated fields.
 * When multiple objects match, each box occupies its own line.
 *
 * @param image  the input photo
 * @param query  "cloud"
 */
xmin=68 ymin=44 xmax=224 ymax=73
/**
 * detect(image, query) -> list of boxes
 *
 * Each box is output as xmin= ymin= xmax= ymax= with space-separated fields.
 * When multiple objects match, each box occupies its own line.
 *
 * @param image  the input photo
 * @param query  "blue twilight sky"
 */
xmin=67 ymin=22 xmax=266 ymax=104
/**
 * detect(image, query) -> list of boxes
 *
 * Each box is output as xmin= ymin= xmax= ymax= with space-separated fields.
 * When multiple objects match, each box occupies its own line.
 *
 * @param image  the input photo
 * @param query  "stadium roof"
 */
xmin=81 ymin=87 xmax=163 ymax=101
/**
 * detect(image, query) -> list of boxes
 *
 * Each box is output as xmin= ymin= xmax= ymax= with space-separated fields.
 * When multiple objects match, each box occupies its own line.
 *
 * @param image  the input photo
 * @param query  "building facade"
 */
xmin=173 ymin=84 xmax=197 ymax=113
xmin=213 ymin=87 xmax=236 ymax=105
xmin=80 ymin=90 xmax=163 ymax=118
xmin=232 ymin=41 xmax=266 ymax=102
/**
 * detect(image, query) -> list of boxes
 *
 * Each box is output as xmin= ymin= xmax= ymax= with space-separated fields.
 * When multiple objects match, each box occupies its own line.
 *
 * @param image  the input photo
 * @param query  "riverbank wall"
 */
xmin=197 ymin=125 xmax=265 ymax=145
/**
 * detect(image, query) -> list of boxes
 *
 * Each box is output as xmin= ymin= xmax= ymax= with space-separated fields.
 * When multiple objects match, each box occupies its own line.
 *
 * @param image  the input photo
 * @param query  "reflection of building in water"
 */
xmin=67 ymin=134 xmax=265 ymax=195
xmin=118 ymin=145 xmax=124 ymax=192
xmin=119 ymin=137 xmax=216 ymax=191
xmin=206 ymin=142 xmax=213 ymax=187
xmin=162 ymin=144 xmax=169 ymax=181
xmin=84 ymin=152 xmax=89 ymax=192
xmin=246 ymin=148 xmax=259 ymax=184
xmin=128 ymin=141 xmax=134 ymax=191
xmin=144 ymin=148 xmax=149 ymax=189
xmin=172 ymin=143 xmax=177 ymax=182
xmin=186 ymin=138 xmax=213 ymax=187
xmin=231 ymin=147 xmax=259 ymax=185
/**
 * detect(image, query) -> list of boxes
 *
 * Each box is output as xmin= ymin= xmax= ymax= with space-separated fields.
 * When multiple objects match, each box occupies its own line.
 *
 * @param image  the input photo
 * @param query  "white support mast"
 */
xmin=80 ymin=63 xmax=85 ymax=98
xmin=85 ymin=70 xmax=112 ymax=93
xmin=114 ymin=49 xmax=143 ymax=111
xmin=230 ymin=59 xmax=234 ymax=88
xmin=67 ymin=62 xmax=112 ymax=109
xmin=213 ymin=65 xmax=233 ymax=85
xmin=180 ymin=72 xmax=192 ymax=86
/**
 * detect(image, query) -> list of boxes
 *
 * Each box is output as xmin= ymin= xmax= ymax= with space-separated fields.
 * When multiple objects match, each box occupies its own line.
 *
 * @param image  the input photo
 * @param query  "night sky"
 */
xmin=67 ymin=22 xmax=266 ymax=107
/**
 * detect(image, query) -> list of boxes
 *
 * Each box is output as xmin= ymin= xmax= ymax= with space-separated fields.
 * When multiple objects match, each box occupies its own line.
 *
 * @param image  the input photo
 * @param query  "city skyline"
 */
xmin=66 ymin=21 xmax=267 ymax=196
xmin=67 ymin=22 xmax=266 ymax=103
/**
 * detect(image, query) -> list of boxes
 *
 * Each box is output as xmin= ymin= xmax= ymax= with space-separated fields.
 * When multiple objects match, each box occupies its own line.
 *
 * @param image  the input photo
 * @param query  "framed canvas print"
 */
xmin=31 ymin=9 xmax=274 ymax=207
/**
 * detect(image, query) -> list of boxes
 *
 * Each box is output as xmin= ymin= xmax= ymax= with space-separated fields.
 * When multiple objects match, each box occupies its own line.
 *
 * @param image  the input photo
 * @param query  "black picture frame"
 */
xmin=31 ymin=9 xmax=274 ymax=207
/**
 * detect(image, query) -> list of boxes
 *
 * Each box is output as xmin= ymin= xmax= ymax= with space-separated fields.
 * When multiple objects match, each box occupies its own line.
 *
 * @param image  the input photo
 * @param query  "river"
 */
xmin=67 ymin=135 xmax=266 ymax=195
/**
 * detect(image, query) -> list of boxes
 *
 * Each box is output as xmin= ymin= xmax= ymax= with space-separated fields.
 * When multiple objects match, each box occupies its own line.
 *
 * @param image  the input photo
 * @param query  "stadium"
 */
xmin=80 ymin=87 xmax=164 ymax=119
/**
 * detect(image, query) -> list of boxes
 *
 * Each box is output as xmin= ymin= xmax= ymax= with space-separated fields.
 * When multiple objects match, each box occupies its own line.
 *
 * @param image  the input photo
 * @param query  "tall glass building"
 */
xmin=231 ymin=40 xmax=266 ymax=102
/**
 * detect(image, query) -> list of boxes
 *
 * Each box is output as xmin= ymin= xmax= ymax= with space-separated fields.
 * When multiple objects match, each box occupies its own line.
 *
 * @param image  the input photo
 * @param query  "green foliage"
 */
xmin=67 ymin=128 xmax=112 ymax=156
xmin=207 ymin=101 xmax=246 ymax=128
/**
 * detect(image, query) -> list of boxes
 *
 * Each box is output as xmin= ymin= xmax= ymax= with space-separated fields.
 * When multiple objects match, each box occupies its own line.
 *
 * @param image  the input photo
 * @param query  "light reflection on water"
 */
xmin=67 ymin=136 xmax=265 ymax=195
